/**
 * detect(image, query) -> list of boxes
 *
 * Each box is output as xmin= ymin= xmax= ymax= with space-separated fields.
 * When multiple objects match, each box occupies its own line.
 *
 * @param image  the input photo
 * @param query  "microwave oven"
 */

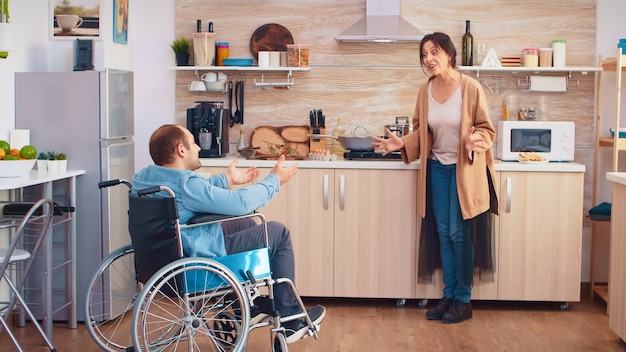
xmin=496 ymin=120 xmax=575 ymax=161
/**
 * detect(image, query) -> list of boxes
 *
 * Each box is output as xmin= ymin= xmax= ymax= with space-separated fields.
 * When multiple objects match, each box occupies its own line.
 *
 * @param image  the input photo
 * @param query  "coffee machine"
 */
xmin=186 ymin=101 xmax=229 ymax=158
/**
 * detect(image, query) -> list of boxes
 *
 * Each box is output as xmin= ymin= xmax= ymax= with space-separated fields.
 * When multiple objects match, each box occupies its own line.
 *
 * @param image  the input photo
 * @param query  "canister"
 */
xmin=216 ymin=42 xmax=229 ymax=66
xmin=552 ymin=39 xmax=566 ymax=67
xmin=539 ymin=48 xmax=553 ymax=67
xmin=287 ymin=44 xmax=310 ymax=67
xmin=522 ymin=48 xmax=539 ymax=67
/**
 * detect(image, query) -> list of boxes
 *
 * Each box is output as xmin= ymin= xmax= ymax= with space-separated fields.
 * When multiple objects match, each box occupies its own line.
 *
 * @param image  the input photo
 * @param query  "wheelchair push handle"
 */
xmin=137 ymin=186 xmax=163 ymax=196
xmin=98 ymin=179 xmax=132 ymax=189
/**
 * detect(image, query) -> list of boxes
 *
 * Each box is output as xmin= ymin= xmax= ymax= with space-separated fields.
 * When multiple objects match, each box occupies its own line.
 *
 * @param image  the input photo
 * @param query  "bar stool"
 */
xmin=0 ymin=198 xmax=56 ymax=352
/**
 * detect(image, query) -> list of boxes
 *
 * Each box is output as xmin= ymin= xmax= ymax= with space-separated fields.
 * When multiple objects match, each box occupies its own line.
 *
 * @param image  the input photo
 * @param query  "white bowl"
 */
xmin=0 ymin=159 xmax=36 ymax=177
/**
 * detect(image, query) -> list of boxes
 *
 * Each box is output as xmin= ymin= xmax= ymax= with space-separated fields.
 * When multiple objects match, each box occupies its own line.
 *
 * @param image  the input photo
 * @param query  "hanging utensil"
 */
xmin=240 ymin=79 xmax=245 ymax=124
xmin=233 ymin=81 xmax=242 ymax=124
xmin=228 ymin=81 xmax=234 ymax=127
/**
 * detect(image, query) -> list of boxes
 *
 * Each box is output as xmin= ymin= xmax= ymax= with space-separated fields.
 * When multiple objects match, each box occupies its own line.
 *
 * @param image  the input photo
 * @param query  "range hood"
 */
xmin=334 ymin=0 xmax=424 ymax=42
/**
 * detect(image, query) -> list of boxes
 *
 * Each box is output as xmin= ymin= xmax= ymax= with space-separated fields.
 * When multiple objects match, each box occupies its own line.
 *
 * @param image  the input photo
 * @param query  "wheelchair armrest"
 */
xmin=188 ymin=213 xmax=244 ymax=224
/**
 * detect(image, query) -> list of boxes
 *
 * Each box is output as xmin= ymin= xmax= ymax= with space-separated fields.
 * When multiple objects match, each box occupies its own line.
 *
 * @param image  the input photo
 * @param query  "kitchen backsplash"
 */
xmin=174 ymin=0 xmax=597 ymax=212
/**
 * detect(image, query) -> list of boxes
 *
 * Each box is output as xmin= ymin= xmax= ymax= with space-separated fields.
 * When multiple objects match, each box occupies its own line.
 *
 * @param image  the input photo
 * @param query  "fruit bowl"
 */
xmin=0 ymin=159 xmax=36 ymax=177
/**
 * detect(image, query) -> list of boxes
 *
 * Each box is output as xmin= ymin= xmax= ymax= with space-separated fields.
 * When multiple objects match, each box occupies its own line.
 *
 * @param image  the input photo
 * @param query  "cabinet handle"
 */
xmin=506 ymin=176 xmax=512 ymax=213
xmin=339 ymin=174 xmax=345 ymax=210
xmin=323 ymin=174 xmax=329 ymax=210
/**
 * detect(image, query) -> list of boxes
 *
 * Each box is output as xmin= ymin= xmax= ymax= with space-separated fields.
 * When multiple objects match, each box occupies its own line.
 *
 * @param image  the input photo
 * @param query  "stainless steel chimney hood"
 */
xmin=334 ymin=0 xmax=424 ymax=42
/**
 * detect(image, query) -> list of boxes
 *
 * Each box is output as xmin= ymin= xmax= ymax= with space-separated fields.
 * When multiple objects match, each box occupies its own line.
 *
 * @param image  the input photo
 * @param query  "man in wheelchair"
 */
xmin=132 ymin=124 xmax=326 ymax=345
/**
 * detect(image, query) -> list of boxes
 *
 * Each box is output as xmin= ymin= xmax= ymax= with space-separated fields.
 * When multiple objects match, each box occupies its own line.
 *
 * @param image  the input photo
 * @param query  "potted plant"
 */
xmin=44 ymin=151 xmax=68 ymax=174
xmin=171 ymin=37 xmax=191 ymax=66
xmin=36 ymin=152 xmax=49 ymax=171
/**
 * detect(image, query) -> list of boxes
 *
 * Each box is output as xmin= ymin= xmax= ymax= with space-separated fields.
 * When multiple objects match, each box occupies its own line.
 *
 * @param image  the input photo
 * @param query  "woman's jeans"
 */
xmin=429 ymin=158 xmax=474 ymax=303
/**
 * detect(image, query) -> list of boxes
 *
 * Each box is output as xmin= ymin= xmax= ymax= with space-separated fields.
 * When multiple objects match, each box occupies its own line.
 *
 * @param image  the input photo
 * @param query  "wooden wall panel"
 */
xmin=174 ymin=0 xmax=597 ymax=213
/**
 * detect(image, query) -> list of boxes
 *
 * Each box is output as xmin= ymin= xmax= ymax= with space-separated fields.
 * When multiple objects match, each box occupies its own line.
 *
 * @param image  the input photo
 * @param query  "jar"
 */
xmin=552 ymin=39 xmax=566 ymax=67
xmin=286 ymin=44 xmax=309 ymax=67
xmin=216 ymin=42 xmax=229 ymax=66
xmin=522 ymin=48 xmax=539 ymax=67
xmin=539 ymin=48 xmax=553 ymax=67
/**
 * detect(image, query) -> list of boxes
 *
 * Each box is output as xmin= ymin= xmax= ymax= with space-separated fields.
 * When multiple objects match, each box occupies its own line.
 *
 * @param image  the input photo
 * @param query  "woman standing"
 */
xmin=374 ymin=32 xmax=498 ymax=324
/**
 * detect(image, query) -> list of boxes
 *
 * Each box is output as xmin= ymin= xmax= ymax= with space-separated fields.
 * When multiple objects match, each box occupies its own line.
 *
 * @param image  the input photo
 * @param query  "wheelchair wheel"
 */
xmin=84 ymin=245 xmax=140 ymax=352
xmin=273 ymin=332 xmax=288 ymax=352
xmin=132 ymin=257 xmax=251 ymax=352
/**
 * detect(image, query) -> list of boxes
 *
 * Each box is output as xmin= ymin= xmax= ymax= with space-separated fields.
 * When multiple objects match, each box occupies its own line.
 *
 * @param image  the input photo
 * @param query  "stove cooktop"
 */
xmin=343 ymin=151 xmax=402 ymax=160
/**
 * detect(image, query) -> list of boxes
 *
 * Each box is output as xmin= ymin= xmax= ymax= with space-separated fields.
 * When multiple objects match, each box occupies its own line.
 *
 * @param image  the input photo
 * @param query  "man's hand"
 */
xmin=271 ymin=155 xmax=298 ymax=185
xmin=226 ymin=159 xmax=260 ymax=186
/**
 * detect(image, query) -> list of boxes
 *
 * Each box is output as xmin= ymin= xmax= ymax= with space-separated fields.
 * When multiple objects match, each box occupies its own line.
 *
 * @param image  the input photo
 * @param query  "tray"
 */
xmin=222 ymin=58 xmax=254 ymax=66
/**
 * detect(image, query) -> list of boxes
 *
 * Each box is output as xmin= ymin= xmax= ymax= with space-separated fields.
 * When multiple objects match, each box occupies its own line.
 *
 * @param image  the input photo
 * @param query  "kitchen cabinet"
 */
xmin=196 ymin=166 xmax=419 ymax=299
xmin=497 ymin=170 xmax=583 ymax=305
xmin=607 ymin=173 xmax=626 ymax=341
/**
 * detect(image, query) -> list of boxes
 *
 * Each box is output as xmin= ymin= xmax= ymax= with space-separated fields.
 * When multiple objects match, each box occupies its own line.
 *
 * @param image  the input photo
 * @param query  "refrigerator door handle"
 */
xmin=100 ymin=137 xmax=135 ymax=147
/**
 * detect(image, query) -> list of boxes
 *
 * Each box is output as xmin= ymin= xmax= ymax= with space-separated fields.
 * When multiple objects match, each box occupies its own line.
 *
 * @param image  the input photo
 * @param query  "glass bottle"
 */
xmin=462 ymin=20 xmax=473 ymax=66
xmin=237 ymin=129 xmax=246 ymax=151
xmin=332 ymin=118 xmax=346 ymax=158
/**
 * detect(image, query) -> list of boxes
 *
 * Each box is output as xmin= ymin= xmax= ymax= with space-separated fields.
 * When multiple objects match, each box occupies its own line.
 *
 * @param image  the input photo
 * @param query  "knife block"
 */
xmin=309 ymin=128 xmax=327 ymax=153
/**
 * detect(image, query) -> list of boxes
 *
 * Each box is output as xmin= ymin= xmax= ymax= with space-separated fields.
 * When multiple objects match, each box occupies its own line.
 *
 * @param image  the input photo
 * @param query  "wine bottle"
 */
xmin=462 ymin=20 xmax=473 ymax=66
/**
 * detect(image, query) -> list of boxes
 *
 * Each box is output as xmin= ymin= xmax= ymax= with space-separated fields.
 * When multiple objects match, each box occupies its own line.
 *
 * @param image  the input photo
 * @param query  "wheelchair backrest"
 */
xmin=128 ymin=193 xmax=182 ymax=285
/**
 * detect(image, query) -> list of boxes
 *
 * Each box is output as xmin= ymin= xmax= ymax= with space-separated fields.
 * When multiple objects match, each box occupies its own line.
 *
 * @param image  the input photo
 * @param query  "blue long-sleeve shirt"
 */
xmin=132 ymin=165 xmax=280 ymax=258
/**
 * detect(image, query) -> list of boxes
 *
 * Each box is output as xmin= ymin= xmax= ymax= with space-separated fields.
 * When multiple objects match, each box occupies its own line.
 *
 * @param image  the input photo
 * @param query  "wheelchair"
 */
xmin=83 ymin=179 xmax=321 ymax=351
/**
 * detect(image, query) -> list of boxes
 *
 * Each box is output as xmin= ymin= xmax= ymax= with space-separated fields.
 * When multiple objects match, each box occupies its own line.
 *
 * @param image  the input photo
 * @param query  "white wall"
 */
xmin=0 ymin=0 xmax=175 ymax=170
xmin=596 ymin=0 xmax=626 ymax=203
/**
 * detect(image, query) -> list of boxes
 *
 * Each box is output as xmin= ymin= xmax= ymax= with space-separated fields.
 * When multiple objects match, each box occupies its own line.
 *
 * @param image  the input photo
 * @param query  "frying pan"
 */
xmin=309 ymin=126 xmax=376 ymax=151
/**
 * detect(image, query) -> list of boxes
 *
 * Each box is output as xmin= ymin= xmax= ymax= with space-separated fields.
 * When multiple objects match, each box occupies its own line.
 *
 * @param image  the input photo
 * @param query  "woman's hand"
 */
xmin=372 ymin=128 xmax=404 ymax=155
xmin=226 ymin=159 xmax=260 ymax=186
xmin=465 ymin=126 xmax=487 ymax=160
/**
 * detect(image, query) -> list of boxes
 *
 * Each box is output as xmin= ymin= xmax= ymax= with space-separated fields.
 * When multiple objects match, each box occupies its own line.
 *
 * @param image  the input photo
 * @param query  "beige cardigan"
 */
xmin=401 ymin=73 xmax=498 ymax=220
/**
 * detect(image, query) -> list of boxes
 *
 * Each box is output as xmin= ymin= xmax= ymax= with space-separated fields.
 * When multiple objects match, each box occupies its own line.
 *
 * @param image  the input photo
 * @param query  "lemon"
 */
xmin=0 ymin=140 xmax=9 ymax=155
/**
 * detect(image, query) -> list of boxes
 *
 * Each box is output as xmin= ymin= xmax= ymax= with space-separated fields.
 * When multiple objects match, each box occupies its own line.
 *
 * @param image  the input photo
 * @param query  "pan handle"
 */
xmin=308 ymin=134 xmax=337 ymax=139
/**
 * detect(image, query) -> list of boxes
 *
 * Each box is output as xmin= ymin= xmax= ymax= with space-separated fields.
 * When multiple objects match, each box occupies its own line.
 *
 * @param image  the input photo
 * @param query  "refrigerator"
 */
xmin=15 ymin=69 xmax=134 ymax=321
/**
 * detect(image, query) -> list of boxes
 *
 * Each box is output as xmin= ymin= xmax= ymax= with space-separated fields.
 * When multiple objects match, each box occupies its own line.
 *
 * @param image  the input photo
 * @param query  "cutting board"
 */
xmin=250 ymin=125 xmax=310 ymax=158
xmin=249 ymin=23 xmax=294 ymax=60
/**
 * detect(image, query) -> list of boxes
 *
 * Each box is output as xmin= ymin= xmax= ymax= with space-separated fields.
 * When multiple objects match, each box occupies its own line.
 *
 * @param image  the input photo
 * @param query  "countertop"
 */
xmin=0 ymin=169 xmax=86 ymax=190
xmin=607 ymin=172 xmax=626 ymax=186
xmin=200 ymin=157 xmax=586 ymax=172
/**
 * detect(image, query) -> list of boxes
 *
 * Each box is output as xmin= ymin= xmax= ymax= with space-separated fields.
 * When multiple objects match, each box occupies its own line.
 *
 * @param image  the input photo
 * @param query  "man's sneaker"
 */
xmin=426 ymin=297 xmax=454 ymax=320
xmin=442 ymin=299 xmax=472 ymax=324
xmin=283 ymin=305 xmax=326 ymax=344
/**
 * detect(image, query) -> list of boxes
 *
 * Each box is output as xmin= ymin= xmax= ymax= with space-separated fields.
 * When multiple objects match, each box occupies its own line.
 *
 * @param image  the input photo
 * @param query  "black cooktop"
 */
xmin=344 ymin=151 xmax=402 ymax=160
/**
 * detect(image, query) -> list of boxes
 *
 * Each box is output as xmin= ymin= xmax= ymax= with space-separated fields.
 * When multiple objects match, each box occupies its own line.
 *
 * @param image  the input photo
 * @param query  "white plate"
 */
xmin=519 ymin=160 xmax=548 ymax=164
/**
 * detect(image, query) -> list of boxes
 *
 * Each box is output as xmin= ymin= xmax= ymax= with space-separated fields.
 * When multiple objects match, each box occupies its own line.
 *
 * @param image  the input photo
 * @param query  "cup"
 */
xmin=199 ymin=132 xmax=213 ymax=149
xmin=56 ymin=15 xmax=84 ymax=32
xmin=189 ymin=80 xmax=207 ymax=92
xmin=269 ymin=52 xmax=281 ymax=67
xmin=506 ymin=94 xmax=518 ymax=120
xmin=201 ymin=72 xmax=218 ymax=83
xmin=475 ymin=43 xmax=486 ymax=66
xmin=538 ymin=95 xmax=550 ymax=120
xmin=258 ymin=51 xmax=270 ymax=68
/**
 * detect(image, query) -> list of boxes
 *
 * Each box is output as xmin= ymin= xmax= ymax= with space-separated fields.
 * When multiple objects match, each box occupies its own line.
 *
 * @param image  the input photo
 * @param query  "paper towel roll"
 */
xmin=10 ymin=129 xmax=30 ymax=149
xmin=529 ymin=76 xmax=567 ymax=92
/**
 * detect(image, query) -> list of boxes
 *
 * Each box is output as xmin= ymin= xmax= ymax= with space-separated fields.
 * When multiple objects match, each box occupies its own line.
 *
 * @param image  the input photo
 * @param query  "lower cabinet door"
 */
xmin=497 ymin=171 xmax=583 ymax=302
